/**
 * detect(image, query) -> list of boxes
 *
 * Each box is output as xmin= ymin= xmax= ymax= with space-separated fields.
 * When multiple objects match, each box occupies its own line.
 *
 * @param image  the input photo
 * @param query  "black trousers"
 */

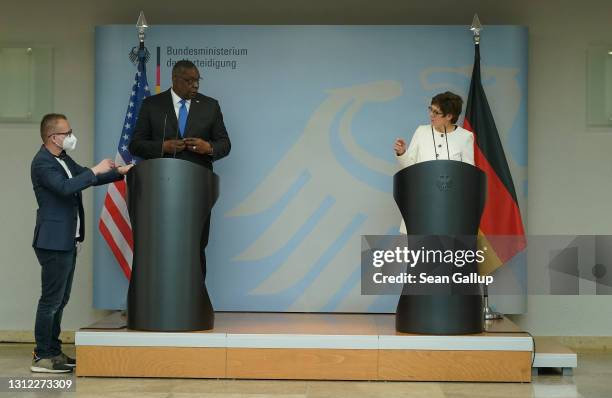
xmin=33 ymin=246 xmax=77 ymax=358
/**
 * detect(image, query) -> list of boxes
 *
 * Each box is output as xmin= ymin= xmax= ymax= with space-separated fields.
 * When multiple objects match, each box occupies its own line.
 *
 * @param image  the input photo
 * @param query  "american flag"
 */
xmin=98 ymin=48 xmax=150 ymax=279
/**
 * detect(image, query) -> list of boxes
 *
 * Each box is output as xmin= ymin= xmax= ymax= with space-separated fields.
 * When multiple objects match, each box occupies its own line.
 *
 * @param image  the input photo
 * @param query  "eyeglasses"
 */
xmin=428 ymin=106 xmax=444 ymax=117
xmin=178 ymin=76 xmax=202 ymax=86
xmin=50 ymin=129 xmax=73 ymax=138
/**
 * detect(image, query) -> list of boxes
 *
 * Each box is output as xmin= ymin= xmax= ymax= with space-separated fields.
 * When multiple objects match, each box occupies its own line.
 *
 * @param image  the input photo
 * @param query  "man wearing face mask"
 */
xmin=129 ymin=60 xmax=231 ymax=284
xmin=30 ymin=113 xmax=133 ymax=373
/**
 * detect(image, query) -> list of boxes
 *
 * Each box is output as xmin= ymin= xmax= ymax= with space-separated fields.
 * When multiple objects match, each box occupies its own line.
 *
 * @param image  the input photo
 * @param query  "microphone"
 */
xmin=160 ymin=113 xmax=168 ymax=158
xmin=444 ymin=125 xmax=450 ymax=160
xmin=430 ymin=125 xmax=440 ymax=159
xmin=172 ymin=112 xmax=181 ymax=158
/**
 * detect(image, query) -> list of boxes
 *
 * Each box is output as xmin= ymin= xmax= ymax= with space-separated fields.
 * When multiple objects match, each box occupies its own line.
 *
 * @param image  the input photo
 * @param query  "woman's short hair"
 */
xmin=431 ymin=92 xmax=463 ymax=124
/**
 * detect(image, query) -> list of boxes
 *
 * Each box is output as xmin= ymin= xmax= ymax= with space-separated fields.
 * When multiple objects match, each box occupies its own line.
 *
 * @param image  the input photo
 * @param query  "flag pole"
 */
xmin=136 ymin=11 xmax=148 ymax=48
xmin=99 ymin=11 xmax=152 ymax=288
xmin=470 ymin=13 xmax=481 ymax=45
xmin=470 ymin=14 xmax=503 ymax=321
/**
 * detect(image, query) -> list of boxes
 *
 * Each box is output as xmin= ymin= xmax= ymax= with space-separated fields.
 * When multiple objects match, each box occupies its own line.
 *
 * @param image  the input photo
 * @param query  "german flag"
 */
xmin=463 ymin=43 xmax=526 ymax=274
xmin=155 ymin=46 xmax=161 ymax=94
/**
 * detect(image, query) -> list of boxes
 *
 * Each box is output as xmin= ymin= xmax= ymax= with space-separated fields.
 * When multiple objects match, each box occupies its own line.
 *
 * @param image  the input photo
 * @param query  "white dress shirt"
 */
xmin=395 ymin=124 xmax=475 ymax=233
xmin=55 ymin=157 xmax=81 ymax=238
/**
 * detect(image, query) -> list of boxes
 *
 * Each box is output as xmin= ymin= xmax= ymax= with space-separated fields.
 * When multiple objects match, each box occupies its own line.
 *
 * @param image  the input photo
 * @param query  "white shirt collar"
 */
xmin=170 ymin=88 xmax=190 ymax=106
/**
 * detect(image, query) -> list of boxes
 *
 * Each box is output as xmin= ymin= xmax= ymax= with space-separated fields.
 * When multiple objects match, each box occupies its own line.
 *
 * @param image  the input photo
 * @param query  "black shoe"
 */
xmin=31 ymin=354 xmax=73 ymax=373
xmin=60 ymin=352 xmax=76 ymax=367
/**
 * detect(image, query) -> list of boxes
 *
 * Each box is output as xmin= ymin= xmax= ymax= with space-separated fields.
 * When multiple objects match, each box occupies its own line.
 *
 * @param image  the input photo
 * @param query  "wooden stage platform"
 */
xmin=73 ymin=312 xmax=567 ymax=382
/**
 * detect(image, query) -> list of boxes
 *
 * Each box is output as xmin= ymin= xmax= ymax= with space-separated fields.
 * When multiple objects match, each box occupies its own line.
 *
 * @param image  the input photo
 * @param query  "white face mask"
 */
xmin=55 ymin=134 xmax=78 ymax=152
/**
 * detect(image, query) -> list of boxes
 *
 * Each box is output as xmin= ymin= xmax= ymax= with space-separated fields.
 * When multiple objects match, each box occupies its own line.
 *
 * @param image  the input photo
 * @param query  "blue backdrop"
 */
xmin=94 ymin=25 xmax=528 ymax=312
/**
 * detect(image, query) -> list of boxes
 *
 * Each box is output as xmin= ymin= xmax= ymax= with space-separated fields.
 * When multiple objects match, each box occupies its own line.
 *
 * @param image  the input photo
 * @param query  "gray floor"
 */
xmin=0 ymin=344 xmax=610 ymax=397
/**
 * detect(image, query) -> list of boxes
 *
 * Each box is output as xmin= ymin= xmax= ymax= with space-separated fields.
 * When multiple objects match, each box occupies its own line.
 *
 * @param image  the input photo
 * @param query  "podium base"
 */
xmin=396 ymin=294 xmax=484 ymax=334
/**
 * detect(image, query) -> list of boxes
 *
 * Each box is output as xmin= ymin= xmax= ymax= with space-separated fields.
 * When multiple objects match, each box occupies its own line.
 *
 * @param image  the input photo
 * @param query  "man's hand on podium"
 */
xmin=162 ymin=139 xmax=186 ymax=154
xmin=116 ymin=164 xmax=134 ymax=175
xmin=184 ymin=137 xmax=213 ymax=155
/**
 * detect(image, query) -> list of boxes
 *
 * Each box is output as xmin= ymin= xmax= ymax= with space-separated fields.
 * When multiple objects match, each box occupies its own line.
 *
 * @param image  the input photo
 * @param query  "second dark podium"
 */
xmin=126 ymin=158 xmax=218 ymax=331
xmin=394 ymin=160 xmax=487 ymax=335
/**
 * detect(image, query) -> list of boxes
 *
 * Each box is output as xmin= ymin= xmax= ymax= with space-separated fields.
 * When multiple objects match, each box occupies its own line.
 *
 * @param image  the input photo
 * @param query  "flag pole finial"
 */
xmin=131 ymin=11 xmax=150 ymax=65
xmin=470 ymin=14 xmax=482 ymax=45
xmin=136 ymin=11 xmax=149 ymax=43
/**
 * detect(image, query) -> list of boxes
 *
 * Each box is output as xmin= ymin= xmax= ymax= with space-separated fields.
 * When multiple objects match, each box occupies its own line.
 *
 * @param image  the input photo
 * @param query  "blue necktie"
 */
xmin=178 ymin=99 xmax=188 ymax=137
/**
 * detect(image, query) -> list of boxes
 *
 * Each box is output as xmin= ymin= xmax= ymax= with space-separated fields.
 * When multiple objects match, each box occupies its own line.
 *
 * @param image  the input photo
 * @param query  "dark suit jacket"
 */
xmin=31 ymin=146 xmax=123 ymax=251
xmin=129 ymin=89 xmax=231 ymax=170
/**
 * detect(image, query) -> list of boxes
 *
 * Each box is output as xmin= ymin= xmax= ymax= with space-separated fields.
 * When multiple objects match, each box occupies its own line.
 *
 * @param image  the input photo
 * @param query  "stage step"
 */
xmin=74 ymin=312 xmax=573 ymax=382
xmin=532 ymin=338 xmax=578 ymax=376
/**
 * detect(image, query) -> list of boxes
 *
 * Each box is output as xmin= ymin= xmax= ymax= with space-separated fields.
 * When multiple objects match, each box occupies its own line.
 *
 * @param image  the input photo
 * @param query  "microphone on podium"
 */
xmin=159 ymin=113 xmax=168 ymax=158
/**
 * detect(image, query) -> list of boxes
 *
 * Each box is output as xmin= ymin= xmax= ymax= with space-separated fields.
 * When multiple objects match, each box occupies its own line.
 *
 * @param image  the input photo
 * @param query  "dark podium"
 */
xmin=393 ymin=160 xmax=486 ymax=335
xmin=126 ymin=158 xmax=218 ymax=331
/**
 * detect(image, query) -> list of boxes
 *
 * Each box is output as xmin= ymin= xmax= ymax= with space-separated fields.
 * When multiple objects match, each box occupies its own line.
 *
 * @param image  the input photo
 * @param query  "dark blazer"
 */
xmin=31 ymin=146 xmax=123 ymax=251
xmin=129 ymin=89 xmax=231 ymax=170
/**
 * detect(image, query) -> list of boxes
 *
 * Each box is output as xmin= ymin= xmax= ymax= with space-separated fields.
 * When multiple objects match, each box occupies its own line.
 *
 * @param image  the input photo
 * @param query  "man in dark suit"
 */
xmin=129 ymin=60 xmax=231 ymax=282
xmin=30 ymin=113 xmax=132 ymax=373
xmin=129 ymin=60 xmax=231 ymax=168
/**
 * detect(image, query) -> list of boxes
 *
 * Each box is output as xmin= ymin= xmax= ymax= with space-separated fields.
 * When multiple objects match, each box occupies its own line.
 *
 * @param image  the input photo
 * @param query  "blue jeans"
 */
xmin=33 ymin=246 xmax=76 ymax=358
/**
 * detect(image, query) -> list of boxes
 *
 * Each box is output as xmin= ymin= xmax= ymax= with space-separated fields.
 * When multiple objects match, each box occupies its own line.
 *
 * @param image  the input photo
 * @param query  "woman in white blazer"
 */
xmin=393 ymin=92 xmax=474 ymax=233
